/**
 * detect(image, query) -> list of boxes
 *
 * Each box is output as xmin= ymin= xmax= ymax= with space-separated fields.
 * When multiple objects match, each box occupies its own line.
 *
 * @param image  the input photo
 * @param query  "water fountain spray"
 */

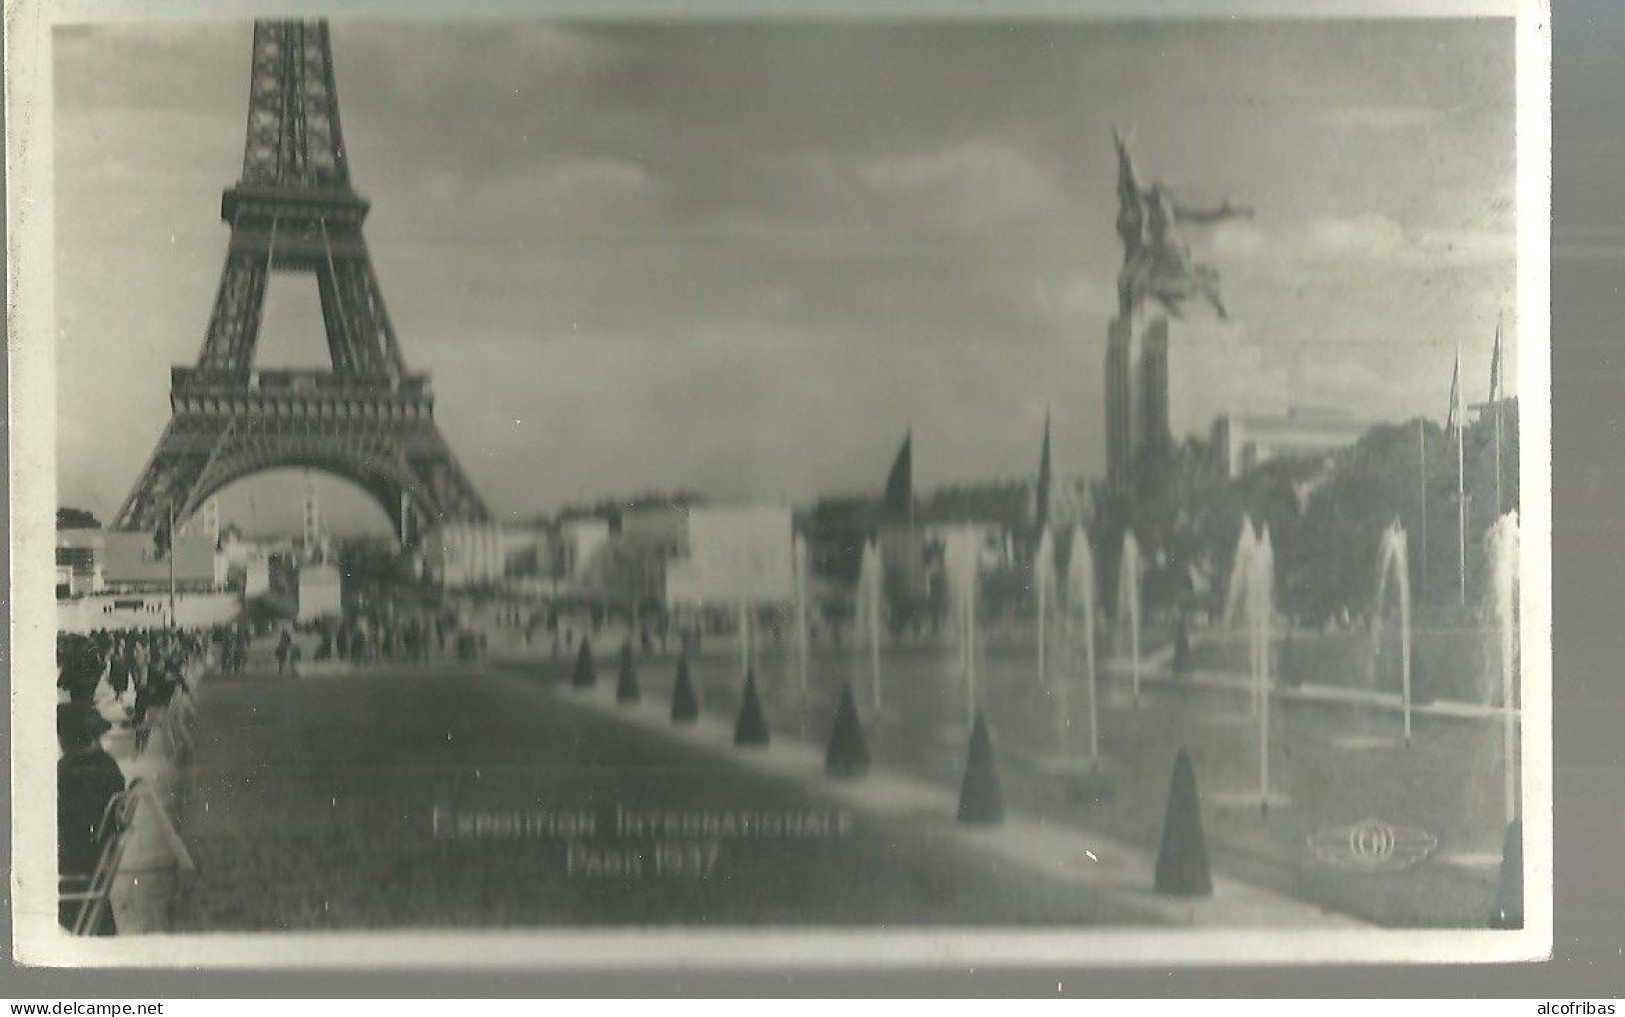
xmin=945 ymin=528 xmax=981 ymax=728
xmin=1372 ymin=520 xmax=1414 ymax=743
xmin=1486 ymin=511 xmax=1521 ymax=827
xmin=1254 ymin=525 xmax=1276 ymax=809
xmin=1035 ymin=526 xmax=1055 ymax=687
xmin=1068 ymin=524 xmax=1099 ymax=764
xmin=1116 ymin=531 xmax=1142 ymax=707
xmin=1223 ymin=514 xmax=1257 ymax=633
xmin=793 ymin=533 xmax=810 ymax=698
xmin=855 ymin=539 xmax=885 ymax=713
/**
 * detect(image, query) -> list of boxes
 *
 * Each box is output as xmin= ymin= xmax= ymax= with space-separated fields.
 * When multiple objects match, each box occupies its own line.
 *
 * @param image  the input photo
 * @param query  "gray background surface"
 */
xmin=4 ymin=0 xmax=1622 ymax=996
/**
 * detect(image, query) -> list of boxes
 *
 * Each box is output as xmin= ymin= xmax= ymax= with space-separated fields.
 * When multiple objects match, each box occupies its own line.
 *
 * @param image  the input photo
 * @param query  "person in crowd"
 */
xmin=131 ymin=636 xmax=151 ymax=690
xmin=57 ymin=702 xmax=124 ymax=935
xmin=106 ymin=644 xmax=131 ymax=703
xmin=57 ymin=634 xmax=105 ymax=707
xmin=275 ymin=630 xmax=292 ymax=675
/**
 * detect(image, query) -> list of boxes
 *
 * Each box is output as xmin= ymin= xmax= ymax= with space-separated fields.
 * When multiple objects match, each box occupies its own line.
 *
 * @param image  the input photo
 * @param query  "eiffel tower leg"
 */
xmin=198 ymin=253 xmax=270 ymax=378
xmin=112 ymin=416 xmax=229 ymax=532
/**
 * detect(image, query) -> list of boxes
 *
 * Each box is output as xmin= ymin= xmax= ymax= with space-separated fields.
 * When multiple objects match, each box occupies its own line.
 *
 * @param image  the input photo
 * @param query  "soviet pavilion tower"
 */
xmin=114 ymin=20 xmax=489 ymax=542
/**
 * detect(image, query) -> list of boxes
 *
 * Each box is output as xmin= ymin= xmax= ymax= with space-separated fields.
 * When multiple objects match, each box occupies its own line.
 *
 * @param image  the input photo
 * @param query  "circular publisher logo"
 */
xmin=1308 ymin=818 xmax=1436 ymax=872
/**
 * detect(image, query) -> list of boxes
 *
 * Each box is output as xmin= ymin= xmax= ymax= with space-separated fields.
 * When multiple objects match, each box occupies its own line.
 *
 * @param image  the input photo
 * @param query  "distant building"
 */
xmin=619 ymin=504 xmax=690 ymax=558
xmin=424 ymin=523 xmax=556 ymax=590
xmin=219 ymin=532 xmax=293 ymax=594
xmin=665 ymin=505 xmax=793 ymax=608
xmin=55 ymin=527 xmax=238 ymax=632
xmin=56 ymin=528 xmax=218 ymax=595
xmin=557 ymin=517 xmax=612 ymax=584
xmin=1212 ymin=408 xmax=1371 ymax=478
xmin=1106 ymin=313 xmax=1289 ymax=490
xmin=297 ymin=563 xmax=344 ymax=621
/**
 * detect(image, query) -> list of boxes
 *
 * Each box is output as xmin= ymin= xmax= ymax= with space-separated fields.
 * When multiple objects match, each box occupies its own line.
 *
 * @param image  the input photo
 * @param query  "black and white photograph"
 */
xmin=9 ymin=0 xmax=1551 ymax=967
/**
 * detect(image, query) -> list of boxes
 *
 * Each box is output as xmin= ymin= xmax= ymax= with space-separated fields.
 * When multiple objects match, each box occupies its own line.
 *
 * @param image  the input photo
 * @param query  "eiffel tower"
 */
xmin=114 ymin=20 xmax=489 ymax=542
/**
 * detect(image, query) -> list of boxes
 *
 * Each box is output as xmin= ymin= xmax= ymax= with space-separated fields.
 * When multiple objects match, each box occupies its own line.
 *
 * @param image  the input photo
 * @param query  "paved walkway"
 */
xmin=165 ymin=665 xmax=1174 ymax=929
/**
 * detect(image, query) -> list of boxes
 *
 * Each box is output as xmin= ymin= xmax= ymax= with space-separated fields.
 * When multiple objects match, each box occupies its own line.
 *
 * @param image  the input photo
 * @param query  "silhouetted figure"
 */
xmin=57 ymin=703 xmax=123 ymax=935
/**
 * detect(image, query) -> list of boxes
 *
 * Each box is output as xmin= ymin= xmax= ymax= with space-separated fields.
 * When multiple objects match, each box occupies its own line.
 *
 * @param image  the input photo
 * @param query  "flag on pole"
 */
xmin=884 ymin=429 xmax=913 ymax=521
xmin=1445 ymin=348 xmax=1462 ymax=433
xmin=1488 ymin=313 xmax=1504 ymax=404
xmin=1035 ymin=408 xmax=1052 ymax=534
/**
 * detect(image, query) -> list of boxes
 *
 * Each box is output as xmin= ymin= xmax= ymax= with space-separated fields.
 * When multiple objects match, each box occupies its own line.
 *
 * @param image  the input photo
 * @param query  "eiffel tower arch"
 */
xmin=113 ymin=20 xmax=489 ymax=542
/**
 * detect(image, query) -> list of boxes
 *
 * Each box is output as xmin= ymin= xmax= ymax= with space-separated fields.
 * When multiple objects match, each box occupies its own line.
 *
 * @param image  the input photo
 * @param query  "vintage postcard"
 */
xmin=8 ymin=0 xmax=1552 ymax=967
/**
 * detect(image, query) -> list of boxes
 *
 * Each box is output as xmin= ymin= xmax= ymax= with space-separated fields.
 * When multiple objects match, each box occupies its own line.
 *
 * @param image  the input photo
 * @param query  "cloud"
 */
xmin=534 ymin=157 xmax=653 ymax=198
xmin=1031 ymin=276 xmax=1114 ymax=323
xmin=856 ymin=140 xmax=1064 ymax=227
xmin=1214 ymin=213 xmax=1514 ymax=272
xmin=1305 ymin=212 xmax=1408 ymax=257
xmin=1317 ymin=105 xmax=1446 ymax=131
xmin=1294 ymin=357 xmax=1390 ymax=407
xmin=1210 ymin=220 xmax=1268 ymax=259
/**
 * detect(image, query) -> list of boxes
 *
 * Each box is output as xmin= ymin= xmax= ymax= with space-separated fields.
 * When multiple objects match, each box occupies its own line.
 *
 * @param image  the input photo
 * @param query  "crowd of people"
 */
xmin=311 ymin=610 xmax=484 ymax=666
xmin=55 ymin=625 xmax=218 ymax=935
xmin=56 ymin=627 xmax=210 ymax=735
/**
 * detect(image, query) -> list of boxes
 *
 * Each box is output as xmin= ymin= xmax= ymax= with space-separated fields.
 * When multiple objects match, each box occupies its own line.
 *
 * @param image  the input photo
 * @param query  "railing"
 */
xmin=61 ymin=674 xmax=204 ymax=935
xmin=59 ymin=786 xmax=141 ymax=936
xmin=172 ymin=366 xmax=430 ymax=397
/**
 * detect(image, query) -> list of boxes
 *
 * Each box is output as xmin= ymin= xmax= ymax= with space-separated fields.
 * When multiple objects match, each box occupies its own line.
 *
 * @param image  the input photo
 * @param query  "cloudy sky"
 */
xmin=53 ymin=17 xmax=1517 ymax=533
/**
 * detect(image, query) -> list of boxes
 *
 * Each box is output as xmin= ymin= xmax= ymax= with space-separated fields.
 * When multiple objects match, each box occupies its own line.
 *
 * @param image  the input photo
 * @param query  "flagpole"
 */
xmin=1418 ymin=419 xmax=1428 ymax=598
xmin=1494 ymin=401 xmax=1503 ymax=517
xmin=1493 ymin=312 xmax=1504 ymax=517
xmin=908 ymin=424 xmax=915 ymax=530
xmin=1456 ymin=344 xmax=1467 ymax=607
xmin=168 ymin=501 xmax=178 ymax=629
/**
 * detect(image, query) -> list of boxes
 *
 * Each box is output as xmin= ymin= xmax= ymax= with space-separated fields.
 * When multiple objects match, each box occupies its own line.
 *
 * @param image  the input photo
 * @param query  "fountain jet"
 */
xmin=1485 ymin=511 xmax=1521 ymax=828
xmin=1372 ymin=520 xmax=1414 ymax=742
xmin=1116 ymin=531 xmax=1142 ymax=707
xmin=945 ymin=527 xmax=981 ymax=728
xmin=1035 ymin=526 xmax=1056 ymax=686
xmin=1068 ymin=525 xmax=1100 ymax=764
xmin=794 ymin=533 xmax=811 ymax=698
xmin=855 ymin=539 xmax=885 ymax=713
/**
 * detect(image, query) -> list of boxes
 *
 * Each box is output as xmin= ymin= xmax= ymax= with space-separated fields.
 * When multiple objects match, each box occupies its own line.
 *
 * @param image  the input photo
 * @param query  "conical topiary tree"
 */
xmin=670 ymin=655 xmax=699 ymax=722
xmin=825 ymin=684 xmax=870 ymax=778
xmin=571 ymin=639 xmax=596 ymax=688
xmin=1153 ymin=748 xmax=1213 ymax=897
xmin=733 ymin=668 xmax=770 ymax=746
xmin=615 ymin=641 xmax=640 ymax=704
xmin=957 ymin=713 xmax=1004 ymax=824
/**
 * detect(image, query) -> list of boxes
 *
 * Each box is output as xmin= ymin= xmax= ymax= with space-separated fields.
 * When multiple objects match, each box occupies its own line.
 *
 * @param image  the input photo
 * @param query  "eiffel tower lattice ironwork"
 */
xmin=114 ymin=19 xmax=490 ymax=541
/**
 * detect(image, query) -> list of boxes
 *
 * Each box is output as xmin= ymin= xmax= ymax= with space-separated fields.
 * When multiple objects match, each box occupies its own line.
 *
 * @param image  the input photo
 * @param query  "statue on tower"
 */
xmin=1113 ymin=128 xmax=1252 ymax=320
